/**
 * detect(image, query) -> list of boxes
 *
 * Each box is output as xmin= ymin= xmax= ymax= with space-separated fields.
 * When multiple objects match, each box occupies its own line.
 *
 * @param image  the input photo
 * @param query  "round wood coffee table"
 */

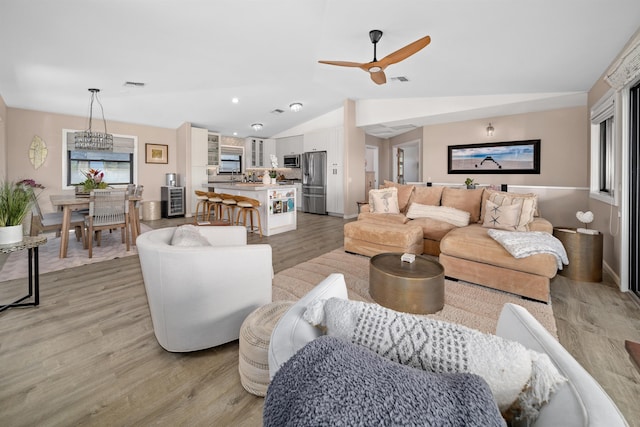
xmin=369 ymin=253 xmax=444 ymax=314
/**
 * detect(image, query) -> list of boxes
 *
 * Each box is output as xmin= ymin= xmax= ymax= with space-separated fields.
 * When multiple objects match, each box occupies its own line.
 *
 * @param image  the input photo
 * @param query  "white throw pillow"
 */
xmin=368 ymin=187 xmax=400 ymax=214
xmin=170 ymin=225 xmax=211 ymax=247
xmin=406 ymin=203 xmax=470 ymax=227
xmin=482 ymin=199 xmax=523 ymax=231
xmin=304 ymin=297 xmax=567 ymax=424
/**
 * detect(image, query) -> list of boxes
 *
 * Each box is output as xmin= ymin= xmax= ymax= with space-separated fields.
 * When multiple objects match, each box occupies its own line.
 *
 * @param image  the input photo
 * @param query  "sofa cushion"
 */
xmin=368 ymin=187 xmax=400 ymax=214
xmin=357 ymin=211 xmax=408 ymax=224
xmin=409 ymin=185 xmax=444 ymax=206
xmin=410 ymin=217 xmax=458 ymax=241
xmin=441 ymin=187 xmax=484 ymax=223
xmin=439 ymin=224 xmax=558 ymax=277
xmin=304 ymin=298 xmax=566 ymax=423
xmin=344 ymin=221 xmax=424 ymax=256
xmin=382 ymin=180 xmax=415 ymax=213
xmin=482 ymin=199 xmax=523 ymax=231
xmin=407 ymin=203 xmax=470 ymax=227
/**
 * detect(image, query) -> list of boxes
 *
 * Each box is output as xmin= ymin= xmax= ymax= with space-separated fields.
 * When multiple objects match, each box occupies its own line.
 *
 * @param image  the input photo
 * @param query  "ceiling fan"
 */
xmin=318 ymin=30 xmax=431 ymax=85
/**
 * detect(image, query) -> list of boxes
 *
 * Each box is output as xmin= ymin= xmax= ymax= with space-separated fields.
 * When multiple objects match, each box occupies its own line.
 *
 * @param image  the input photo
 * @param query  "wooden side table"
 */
xmin=553 ymin=227 xmax=603 ymax=282
xmin=0 ymin=235 xmax=47 ymax=312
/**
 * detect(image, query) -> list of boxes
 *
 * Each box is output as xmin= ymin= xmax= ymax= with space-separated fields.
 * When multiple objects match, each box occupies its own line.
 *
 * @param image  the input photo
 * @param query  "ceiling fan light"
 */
xmin=289 ymin=102 xmax=303 ymax=112
xmin=251 ymin=123 xmax=263 ymax=131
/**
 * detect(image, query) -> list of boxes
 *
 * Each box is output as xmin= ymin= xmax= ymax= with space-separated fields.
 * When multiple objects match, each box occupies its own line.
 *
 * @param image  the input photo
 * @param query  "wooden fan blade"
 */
xmin=378 ymin=35 xmax=431 ymax=68
xmin=370 ymin=70 xmax=387 ymax=85
xmin=318 ymin=60 xmax=366 ymax=68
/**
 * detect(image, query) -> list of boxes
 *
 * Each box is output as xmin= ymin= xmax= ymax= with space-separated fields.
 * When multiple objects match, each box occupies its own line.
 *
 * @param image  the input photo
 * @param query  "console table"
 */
xmin=0 ymin=235 xmax=47 ymax=312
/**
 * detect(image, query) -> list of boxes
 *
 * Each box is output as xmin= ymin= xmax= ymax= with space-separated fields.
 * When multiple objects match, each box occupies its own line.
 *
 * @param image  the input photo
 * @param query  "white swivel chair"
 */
xmin=136 ymin=226 xmax=273 ymax=352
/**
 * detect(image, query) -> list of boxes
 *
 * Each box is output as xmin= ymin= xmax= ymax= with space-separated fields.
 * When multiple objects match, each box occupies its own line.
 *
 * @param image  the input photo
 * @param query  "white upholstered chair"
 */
xmin=136 ymin=226 xmax=273 ymax=352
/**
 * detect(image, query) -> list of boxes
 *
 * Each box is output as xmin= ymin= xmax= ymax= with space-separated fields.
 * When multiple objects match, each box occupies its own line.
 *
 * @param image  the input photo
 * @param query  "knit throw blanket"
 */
xmin=304 ymin=298 xmax=567 ymax=423
xmin=487 ymin=229 xmax=569 ymax=269
xmin=264 ymin=335 xmax=506 ymax=427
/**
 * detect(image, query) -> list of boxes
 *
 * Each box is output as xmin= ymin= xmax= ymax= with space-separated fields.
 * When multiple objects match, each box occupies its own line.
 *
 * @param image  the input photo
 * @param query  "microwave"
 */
xmin=283 ymin=154 xmax=300 ymax=168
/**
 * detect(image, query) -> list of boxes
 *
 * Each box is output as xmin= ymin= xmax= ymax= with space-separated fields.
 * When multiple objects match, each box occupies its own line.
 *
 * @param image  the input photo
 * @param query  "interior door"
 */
xmin=396 ymin=148 xmax=405 ymax=184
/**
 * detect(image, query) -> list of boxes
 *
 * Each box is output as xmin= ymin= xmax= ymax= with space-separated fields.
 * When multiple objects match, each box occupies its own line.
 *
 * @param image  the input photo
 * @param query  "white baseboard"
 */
xmin=603 ymin=259 xmax=621 ymax=288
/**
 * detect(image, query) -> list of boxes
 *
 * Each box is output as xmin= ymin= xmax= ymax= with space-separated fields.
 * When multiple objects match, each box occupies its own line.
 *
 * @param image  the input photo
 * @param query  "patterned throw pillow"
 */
xmin=480 ymin=190 xmax=539 ymax=229
xmin=482 ymin=199 xmax=523 ymax=231
xmin=368 ymin=187 xmax=400 ymax=214
xmin=303 ymin=297 xmax=567 ymax=424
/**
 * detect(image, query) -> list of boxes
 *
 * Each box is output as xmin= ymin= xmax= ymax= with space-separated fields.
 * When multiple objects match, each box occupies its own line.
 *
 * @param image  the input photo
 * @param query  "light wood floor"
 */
xmin=1 ymin=213 xmax=639 ymax=426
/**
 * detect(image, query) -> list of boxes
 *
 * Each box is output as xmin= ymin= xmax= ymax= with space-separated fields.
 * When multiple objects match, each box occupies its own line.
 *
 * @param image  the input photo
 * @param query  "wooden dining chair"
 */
xmin=85 ymin=189 xmax=130 ymax=258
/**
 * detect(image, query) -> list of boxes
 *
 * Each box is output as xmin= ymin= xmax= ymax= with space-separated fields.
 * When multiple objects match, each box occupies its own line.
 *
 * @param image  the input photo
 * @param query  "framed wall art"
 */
xmin=447 ymin=139 xmax=540 ymax=174
xmin=145 ymin=143 xmax=168 ymax=164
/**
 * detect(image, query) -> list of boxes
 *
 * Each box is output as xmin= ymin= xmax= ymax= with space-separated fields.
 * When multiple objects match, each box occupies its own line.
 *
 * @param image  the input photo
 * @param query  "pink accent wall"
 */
xmin=5 ymin=107 xmax=177 ymax=213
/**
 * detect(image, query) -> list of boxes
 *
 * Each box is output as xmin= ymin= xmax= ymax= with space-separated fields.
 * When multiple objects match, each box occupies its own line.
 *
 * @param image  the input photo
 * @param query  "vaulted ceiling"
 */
xmin=1 ymin=0 xmax=639 ymax=139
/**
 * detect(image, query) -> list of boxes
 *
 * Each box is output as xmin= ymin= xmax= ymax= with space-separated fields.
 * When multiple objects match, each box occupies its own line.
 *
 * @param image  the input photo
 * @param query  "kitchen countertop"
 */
xmin=206 ymin=183 xmax=296 ymax=191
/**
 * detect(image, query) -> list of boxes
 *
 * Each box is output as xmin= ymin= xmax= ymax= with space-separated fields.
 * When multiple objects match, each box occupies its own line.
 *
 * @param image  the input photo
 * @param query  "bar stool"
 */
xmin=206 ymin=192 xmax=223 ymax=221
xmin=219 ymin=194 xmax=238 ymax=223
xmin=235 ymin=196 xmax=263 ymax=237
xmin=194 ymin=191 xmax=209 ymax=222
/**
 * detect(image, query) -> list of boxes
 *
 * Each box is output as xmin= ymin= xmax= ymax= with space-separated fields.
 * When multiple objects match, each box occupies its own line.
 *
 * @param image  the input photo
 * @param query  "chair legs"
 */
xmin=236 ymin=206 xmax=263 ymax=237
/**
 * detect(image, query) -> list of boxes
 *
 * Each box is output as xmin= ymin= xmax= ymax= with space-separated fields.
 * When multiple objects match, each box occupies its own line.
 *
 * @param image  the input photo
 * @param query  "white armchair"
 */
xmin=137 ymin=226 xmax=273 ymax=352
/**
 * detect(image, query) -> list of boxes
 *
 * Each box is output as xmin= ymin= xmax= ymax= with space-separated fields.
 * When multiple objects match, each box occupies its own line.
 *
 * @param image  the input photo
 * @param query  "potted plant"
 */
xmin=464 ymin=178 xmax=476 ymax=189
xmin=78 ymin=168 xmax=109 ymax=194
xmin=0 ymin=180 xmax=35 ymax=244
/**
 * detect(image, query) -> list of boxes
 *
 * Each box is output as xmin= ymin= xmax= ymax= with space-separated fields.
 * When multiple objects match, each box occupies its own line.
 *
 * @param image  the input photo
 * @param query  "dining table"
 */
xmin=50 ymin=193 xmax=142 ymax=258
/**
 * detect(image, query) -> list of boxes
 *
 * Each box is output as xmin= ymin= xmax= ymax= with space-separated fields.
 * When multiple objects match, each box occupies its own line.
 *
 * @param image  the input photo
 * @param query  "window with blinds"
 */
xmin=589 ymin=91 xmax=617 ymax=205
xmin=63 ymin=130 xmax=137 ymax=188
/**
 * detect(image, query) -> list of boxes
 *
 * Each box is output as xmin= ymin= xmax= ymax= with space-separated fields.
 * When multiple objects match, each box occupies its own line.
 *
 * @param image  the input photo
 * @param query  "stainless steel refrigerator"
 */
xmin=301 ymin=151 xmax=327 ymax=214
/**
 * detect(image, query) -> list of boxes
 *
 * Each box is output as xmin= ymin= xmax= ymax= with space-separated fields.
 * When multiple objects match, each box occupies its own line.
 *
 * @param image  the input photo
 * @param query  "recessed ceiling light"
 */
xmin=251 ymin=123 xmax=263 ymax=131
xmin=232 ymin=97 xmax=239 ymax=104
xmin=233 ymin=132 xmax=238 ymax=136
xmin=289 ymin=102 xmax=303 ymax=112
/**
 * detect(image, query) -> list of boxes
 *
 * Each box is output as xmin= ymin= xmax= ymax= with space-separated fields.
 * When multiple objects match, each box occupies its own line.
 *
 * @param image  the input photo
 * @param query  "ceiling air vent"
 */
xmin=271 ymin=109 xmax=285 ymax=114
xmin=123 ymin=81 xmax=145 ymax=87
xmin=390 ymin=76 xmax=409 ymax=82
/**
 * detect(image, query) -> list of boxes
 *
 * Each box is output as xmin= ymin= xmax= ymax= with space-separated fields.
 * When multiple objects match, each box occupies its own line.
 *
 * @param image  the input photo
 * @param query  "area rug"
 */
xmin=273 ymin=248 xmax=557 ymax=336
xmin=0 ymin=224 xmax=152 ymax=281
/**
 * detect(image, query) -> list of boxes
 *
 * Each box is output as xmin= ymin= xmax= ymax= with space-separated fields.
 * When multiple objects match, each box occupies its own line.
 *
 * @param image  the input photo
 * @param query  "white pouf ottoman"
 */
xmin=239 ymin=301 xmax=294 ymax=396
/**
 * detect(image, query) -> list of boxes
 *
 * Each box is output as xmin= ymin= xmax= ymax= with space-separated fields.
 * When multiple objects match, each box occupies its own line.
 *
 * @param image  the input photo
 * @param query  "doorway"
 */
xmin=392 ymin=140 xmax=420 ymax=183
xmin=629 ymin=80 xmax=640 ymax=297
xmin=365 ymin=145 xmax=379 ymax=192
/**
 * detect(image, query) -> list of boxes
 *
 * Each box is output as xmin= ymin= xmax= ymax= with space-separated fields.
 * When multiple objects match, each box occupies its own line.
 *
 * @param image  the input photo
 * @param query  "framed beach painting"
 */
xmin=447 ymin=140 xmax=540 ymax=174
xmin=145 ymin=143 xmax=168 ymax=164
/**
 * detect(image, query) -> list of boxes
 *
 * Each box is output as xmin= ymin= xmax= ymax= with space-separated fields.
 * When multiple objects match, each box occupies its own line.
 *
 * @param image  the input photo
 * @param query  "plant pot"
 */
xmin=0 ymin=224 xmax=24 ymax=245
xmin=271 ymin=178 xmax=277 ymax=184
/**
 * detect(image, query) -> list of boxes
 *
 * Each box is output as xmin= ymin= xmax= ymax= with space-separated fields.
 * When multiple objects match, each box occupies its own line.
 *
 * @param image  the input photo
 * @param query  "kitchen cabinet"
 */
xmin=207 ymin=132 xmax=220 ymax=166
xmin=246 ymin=137 xmax=276 ymax=168
xmin=303 ymin=130 xmax=329 ymax=153
xmin=276 ymin=135 xmax=303 ymax=166
xmin=190 ymin=127 xmax=209 ymax=214
xmin=326 ymin=127 xmax=344 ymax=215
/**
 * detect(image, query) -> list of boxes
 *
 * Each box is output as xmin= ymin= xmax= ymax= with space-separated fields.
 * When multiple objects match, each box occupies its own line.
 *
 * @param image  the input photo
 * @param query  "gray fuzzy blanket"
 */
xmin=263 ymin=336 xmax=506 ymax=427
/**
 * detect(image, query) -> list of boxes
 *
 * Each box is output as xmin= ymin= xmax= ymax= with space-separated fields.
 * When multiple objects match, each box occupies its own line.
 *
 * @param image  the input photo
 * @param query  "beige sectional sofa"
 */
xmin=344 ymin=183 xmax=558 ymax=302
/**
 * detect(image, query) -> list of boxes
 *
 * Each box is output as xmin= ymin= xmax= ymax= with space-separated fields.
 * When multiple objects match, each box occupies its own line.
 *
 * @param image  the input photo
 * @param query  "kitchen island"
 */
xmin=208 ymin=184 xmax=297 ymax=236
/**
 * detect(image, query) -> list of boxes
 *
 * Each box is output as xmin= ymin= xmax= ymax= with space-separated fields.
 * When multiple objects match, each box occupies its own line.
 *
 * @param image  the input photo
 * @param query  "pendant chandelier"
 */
xmin=74 ymin=88 xmax=113 ymax=151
